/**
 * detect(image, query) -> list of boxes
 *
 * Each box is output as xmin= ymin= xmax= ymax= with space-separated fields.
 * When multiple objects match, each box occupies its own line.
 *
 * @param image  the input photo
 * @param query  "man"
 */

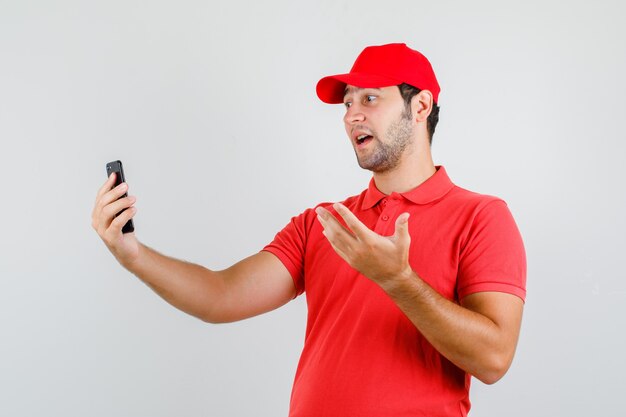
xmin=92 ymin=43 xmax=526 ymax=416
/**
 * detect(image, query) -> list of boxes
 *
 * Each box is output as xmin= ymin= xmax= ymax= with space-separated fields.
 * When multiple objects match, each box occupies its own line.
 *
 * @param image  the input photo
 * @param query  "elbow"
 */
xmin=473 ymin=353 xmax=513 ymax=385
xmin=199 ymin=314 xmax=224 ymax=324
xmin=475 ymin=370 xmax=506 ymax=386
xmin=198 ymin=305 xmax=241 ymax=324
xmin=198 ymin=309 xmax=232 ymax=324
xmin=192 ymin=300 xmax=227 ymax=324
xmin=200 ymin=316 xmax=238 ymax=325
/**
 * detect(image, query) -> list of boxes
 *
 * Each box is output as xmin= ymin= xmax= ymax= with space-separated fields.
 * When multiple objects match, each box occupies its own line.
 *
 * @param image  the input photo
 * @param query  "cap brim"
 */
xmin=316 ymin=72 xmax=403 ymax=104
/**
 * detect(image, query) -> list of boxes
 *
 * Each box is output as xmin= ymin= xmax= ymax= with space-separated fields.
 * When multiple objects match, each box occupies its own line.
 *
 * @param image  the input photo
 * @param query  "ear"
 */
xmin=411 ymin=90 xmax=434 ymax=123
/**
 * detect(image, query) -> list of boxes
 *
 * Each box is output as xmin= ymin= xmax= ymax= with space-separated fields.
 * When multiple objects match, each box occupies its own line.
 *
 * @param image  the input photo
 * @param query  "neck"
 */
xmin=372 ymin=143 xmax=436 ymax=195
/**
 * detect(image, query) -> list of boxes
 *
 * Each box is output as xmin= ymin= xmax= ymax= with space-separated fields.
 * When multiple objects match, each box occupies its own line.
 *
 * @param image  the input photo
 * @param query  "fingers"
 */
xmin=99 ymin=205 xmax=137 ymax=250
xmin=92 ymin=182 xmax=135 ymax=234
xmin=91 ymin=175 xmax=140 ymax=267
xmin=102 ymin=195 xmax=136 ymax=222
xmin=332 ymin=203 xmax=372 ymax=240
xmin=392 ymin=212 xmax=411 ymax=247
xmin=101 ymin=182 xmax=129 ymax=208
xmin=394 ymin=212 xmax=410 ymax=234
xmin=95 ymin=197 xmax=136 ymax=245
xmin=110 ymin=206 xmax=137 ymax=234
xmin=92 ymin=194 xmax=135 ymax=232
xmin=315 ymin=206 xmax=356 ymax=244
xmin=325 ymin=238 xmax=351 ymax=263
xmin=92 ymin=179 xmax=129 ymax=220
xmin=315 ymin=207 xmax=354 ymax=238
xmin=95 ymin=172 xmax=117 ymax=202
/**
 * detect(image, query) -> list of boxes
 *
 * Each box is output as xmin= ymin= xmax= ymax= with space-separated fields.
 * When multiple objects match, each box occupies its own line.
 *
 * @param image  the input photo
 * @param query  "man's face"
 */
xmin=343 ymin=85 xmax=414 ymax=173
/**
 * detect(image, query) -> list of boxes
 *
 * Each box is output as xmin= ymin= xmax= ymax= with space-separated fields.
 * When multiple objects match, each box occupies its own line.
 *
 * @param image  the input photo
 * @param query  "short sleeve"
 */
xmin=457 ymin=200 xmax=527 ymax=301
xmin=262 ymin=209 xmax=316 ymax=297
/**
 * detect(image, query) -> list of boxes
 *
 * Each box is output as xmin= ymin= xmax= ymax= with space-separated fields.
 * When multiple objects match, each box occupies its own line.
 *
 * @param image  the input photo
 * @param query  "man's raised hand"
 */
xmin=91 ymin=173 xmax=140 ymax=268
xmin=315 ymin=203 xmax=413 ymax=288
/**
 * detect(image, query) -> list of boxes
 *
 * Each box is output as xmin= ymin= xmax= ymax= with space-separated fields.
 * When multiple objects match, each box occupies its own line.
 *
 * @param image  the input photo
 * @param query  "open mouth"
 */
xmin=356 ymin=134 xmax=373 ymax=146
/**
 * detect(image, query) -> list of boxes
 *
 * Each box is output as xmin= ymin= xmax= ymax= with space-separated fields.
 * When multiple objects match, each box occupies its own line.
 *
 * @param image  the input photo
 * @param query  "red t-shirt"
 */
xmin=263 ymin=166 xmax=526 ymax=417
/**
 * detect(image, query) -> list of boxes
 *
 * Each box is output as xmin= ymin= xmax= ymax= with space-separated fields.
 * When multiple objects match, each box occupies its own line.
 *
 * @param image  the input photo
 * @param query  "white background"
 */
xmin=1 ymin=0 xmax=625 ymax=416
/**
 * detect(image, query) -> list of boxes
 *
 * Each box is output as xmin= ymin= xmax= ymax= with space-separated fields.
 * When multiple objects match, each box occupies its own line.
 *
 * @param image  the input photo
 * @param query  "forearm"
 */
xmin=125 ymin=243 xmax=226 ymax=323
xmin=381 ymin=271 xmax=520 ymax=384
xmin=120 ymin=244 xmax=296 ymax=324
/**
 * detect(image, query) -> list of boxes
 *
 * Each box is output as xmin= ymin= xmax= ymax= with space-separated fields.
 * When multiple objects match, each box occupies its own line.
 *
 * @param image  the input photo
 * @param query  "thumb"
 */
xmin=393 ymin=213 xmax=411 ymax=243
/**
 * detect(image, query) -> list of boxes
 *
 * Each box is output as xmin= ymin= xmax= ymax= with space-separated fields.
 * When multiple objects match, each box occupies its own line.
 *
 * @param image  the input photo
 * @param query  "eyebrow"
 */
xmin=343 ymin=86 xmax=381 ymax=98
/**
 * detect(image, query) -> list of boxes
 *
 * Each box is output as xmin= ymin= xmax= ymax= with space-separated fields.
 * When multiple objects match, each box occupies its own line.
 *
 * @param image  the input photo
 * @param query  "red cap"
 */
xmin=316 ymin=43 xmax=440 ymax=104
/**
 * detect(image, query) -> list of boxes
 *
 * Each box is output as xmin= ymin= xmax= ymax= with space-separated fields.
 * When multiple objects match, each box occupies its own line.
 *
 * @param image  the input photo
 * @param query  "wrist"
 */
xmin=119 ymin=241 xmax=145 ymax=273
xmin=380 ymin=265 xmax=416 ymax=295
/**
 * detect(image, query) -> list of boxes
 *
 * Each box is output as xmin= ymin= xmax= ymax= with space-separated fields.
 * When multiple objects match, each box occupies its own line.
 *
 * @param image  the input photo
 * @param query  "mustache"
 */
xmin=350 ymin=125 xmax=375 ymax=136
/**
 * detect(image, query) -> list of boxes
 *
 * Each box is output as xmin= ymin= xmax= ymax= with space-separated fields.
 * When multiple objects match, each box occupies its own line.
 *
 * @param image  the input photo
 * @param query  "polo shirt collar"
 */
xmin=362 ymin=166 xmax=455 ymax=209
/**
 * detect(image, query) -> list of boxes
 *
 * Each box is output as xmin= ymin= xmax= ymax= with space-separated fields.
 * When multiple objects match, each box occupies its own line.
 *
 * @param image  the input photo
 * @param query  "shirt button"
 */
xmin=381 ymin=215 xmax=389 ymax=221
xmin=381 ymin=199 xmax=388 ymax=206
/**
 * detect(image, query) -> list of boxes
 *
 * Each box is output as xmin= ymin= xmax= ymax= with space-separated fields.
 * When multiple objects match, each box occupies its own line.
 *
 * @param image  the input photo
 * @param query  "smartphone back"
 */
xmin=105 ymin=160 xmax=135 ymax=234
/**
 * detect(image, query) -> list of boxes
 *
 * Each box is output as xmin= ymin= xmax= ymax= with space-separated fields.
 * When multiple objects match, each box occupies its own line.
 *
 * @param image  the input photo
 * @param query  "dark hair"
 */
xmin=398 ymin=83 xmax=440 ymax=144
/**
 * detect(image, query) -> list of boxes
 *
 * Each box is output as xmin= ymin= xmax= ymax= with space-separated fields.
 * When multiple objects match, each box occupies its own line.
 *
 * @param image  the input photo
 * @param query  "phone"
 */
xmin=105 ymin=160 xmax=135 ymax=234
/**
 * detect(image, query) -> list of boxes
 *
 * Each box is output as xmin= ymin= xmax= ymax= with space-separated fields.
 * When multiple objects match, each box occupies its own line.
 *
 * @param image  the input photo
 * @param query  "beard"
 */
xmin=355 ymin=110 xmax=414 ymax=173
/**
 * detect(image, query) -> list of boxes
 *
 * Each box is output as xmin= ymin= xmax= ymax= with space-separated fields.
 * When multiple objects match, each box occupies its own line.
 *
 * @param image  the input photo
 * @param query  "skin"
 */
xmin=92 ymin=84 xmax=523 ymax=385
xmin=346 ymin=87 xmax=414 ymax=173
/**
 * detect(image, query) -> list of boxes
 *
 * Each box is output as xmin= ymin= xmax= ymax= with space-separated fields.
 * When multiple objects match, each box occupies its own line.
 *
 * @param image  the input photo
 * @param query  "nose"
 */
xmin=343 ymin=104 xmax=365 ymax=125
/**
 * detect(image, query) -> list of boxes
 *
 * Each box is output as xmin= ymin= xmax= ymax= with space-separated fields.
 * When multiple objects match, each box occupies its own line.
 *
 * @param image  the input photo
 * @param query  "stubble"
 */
xmin=356 ymin=111 xmax=414 ymax=173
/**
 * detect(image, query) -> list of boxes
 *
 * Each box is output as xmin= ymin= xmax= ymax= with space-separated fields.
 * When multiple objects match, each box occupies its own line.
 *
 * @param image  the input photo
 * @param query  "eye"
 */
xmin=344 ymin=101 xmax=352 ymax=109
xmin=365 ymin=95 xmax=377 ymax=103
